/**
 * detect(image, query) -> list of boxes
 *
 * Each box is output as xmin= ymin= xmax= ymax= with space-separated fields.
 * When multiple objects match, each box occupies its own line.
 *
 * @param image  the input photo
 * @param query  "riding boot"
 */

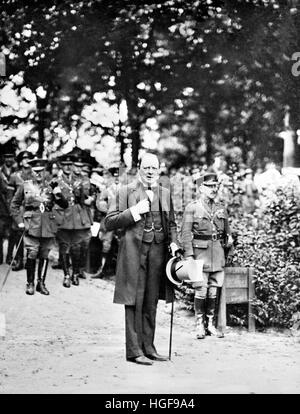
xmin=70 ymin=247 xmax=80 ymax=286
xmin=25 ymin=258 xmax=36 ymax=295
xmin=206 ymin=297 xmax=224 ymax=338
xmin=194 ymin=297 xmax=206 ymax=339
xmin=36 ymin=258 xmax=50 ymax=295
xmin=78 ymin=244 xmax=88 ymax=279
xmin=61 ymin=253 xmax=71 ymax=288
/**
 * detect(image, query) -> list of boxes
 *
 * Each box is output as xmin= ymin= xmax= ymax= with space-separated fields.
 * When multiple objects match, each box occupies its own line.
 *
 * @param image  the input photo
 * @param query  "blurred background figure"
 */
xmin=239 ymin=168 xmax=260 ymax=214
xmin=0 ymin=139 xmax=17 ymax=267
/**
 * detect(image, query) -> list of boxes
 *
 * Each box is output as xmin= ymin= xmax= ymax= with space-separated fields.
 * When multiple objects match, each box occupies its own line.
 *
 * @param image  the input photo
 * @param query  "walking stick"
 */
xmin=0 ymin=229 xmax=25 ymax=293
xmin=168 ymin=249 xmax=182 ymax=361
xmin=168 ymin=285 xmax=175 ymax=361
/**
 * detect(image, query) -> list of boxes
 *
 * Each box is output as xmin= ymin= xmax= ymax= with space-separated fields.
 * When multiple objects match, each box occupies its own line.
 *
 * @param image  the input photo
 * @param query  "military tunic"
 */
xmin=10 ymin=179 xmax=68 ymax=259
xmin=181 ymin=196 xmax=231 ymax=287
xmin=54 ymin=172 xmax=94 ymax=277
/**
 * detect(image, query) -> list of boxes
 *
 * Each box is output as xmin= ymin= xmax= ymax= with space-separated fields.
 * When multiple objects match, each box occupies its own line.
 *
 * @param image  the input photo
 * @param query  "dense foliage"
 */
xmin=1 ymin=1 xmax=300 ymax=166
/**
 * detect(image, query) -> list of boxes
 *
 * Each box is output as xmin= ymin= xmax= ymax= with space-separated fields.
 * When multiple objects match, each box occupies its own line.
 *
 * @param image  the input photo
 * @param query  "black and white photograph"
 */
xmin=0 ymin=0 xmax=300 ymax=397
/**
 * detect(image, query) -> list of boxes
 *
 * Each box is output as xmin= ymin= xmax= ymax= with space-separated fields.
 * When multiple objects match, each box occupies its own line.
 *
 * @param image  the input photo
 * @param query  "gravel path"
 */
xmin=0 ymin=264 xmax=299 ymax=394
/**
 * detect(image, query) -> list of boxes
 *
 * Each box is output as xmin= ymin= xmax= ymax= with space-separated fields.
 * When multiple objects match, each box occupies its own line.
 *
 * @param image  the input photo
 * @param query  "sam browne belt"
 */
xmin=193 ymin=233 xmax=224 ymax=241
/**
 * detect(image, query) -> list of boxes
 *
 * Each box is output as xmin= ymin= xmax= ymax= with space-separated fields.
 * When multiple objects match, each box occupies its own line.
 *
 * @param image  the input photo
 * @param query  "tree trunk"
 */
xmin=119 ymin=126 xmax=126 ymax=164
xmin=281 ymin=106 xmax=298 ymax=168
xmin=204 ymin=111 xmax=214 ymax=166
xmin=36 ymin=96 xmax=47 ymax=158
xmin=131 ymin=125 xmax=141 ymax=168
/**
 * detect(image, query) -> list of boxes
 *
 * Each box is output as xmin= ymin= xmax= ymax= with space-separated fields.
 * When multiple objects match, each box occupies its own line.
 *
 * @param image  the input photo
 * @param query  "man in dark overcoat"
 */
xmin=105 ymin=153 xmax=180 ymax=365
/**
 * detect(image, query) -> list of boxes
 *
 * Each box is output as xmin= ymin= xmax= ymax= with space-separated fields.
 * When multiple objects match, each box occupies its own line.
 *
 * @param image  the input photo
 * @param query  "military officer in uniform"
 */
xmin=181 ymin=172 xmax=233 ymax=339
xmin=6 ymin=151 xmax=34 ymax=271
xmin=10 ymin=158 xmax=68 ymax=295
xmin=55 ymin=154 xmax=94 ymax=287
xmin=0 ymin=143 xmax=17 ymax=265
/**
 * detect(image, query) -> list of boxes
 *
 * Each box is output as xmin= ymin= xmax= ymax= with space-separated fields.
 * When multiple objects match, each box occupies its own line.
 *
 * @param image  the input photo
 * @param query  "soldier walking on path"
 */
xmin=10 ymin=158 xmax=68 ymax=295
xmin=55 ymin=154 xmax=94 ymax=288
xmin=181 ymin=172 xmax=233 ymax=339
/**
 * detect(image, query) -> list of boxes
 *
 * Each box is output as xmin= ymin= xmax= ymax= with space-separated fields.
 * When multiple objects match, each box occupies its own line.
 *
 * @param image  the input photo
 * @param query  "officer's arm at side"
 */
xmin=181 ymin=203 xmax=195 ymax=258
xmin=10 ymin=185 xmax=24 ymax=225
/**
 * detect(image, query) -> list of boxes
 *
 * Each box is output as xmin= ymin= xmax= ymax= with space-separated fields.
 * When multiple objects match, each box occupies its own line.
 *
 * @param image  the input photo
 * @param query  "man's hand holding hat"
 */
xmin=170 ymin=242 xmax=183 ymax=257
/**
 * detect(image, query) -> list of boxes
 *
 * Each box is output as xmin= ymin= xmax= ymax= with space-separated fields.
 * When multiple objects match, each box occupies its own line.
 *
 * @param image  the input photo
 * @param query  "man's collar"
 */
xmin=200 ymin=194 xmax=214 ymax=205
xmin=138 ymin=177 xmax=158 ymax=189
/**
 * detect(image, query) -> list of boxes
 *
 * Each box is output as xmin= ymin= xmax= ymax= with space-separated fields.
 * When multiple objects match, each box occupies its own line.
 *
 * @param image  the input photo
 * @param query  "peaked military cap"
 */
xmin=28 ymin=157 xmax=48 ymax=171
xmin=16 ymin=150 xmax=34 ymax=164
xmin=196 ymin=172 xmax=219 ymax=186
xmin=59 ymin=154 xmax=73 ymax=165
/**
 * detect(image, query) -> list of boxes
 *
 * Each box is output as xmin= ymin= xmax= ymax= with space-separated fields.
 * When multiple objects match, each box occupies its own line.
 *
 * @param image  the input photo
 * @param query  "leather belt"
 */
xmin=193 ymin=233 xmax=224 ymax=241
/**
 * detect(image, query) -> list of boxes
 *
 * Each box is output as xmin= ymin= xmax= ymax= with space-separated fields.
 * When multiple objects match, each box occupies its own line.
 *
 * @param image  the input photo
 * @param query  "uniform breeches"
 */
xmin=24 ymin=235 xmax=54 ymax=260
xmin=57 ymin=229 xmax=91 ymax=254
xmin=57 ymin=229 xmax=91 ymax=274
xmin=194 ymin=270 xmax=224 ymax=299
xmin=125 ymin=241 xmax=166 ymax=359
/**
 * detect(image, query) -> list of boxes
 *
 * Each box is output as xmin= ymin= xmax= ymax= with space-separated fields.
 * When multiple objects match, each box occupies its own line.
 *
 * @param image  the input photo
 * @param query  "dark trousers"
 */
xmin=57 ymin=228 xmax=91 ymax=275
xmin=125 ymin=241 xmax=166 ymax=359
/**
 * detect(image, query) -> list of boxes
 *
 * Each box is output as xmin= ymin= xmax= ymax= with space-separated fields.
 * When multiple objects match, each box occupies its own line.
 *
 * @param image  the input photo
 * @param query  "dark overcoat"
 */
xmin=105 ymin=180 xmax=178 ymax=305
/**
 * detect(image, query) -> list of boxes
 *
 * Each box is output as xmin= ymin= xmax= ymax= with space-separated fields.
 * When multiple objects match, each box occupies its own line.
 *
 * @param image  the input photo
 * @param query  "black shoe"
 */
xmin=127 ymin=356 xmax=153 ymax=365
xmin=12 ymin=260 xmax=24 ymax=271
xmin=72 ymin=274 xmax=79 ymax=286
xmin=63 ymin=274 xmax=71 ymax=288
xmin=6 ymin=257 xmax=12 ymax=265
xmin=26 ymin=283 xmax=35 ymax=295
xmin=78 ymin=271 xmax=86 ymax=279
xmin=146 ymin=352 xmax=169 ymax=361
xmin=36 ymin=281 xmax=50 ymax=295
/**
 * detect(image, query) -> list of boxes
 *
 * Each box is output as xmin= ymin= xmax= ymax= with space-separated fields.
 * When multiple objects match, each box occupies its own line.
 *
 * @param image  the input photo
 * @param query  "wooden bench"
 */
xmin=217 ymin=267 xmax=256 ymax=333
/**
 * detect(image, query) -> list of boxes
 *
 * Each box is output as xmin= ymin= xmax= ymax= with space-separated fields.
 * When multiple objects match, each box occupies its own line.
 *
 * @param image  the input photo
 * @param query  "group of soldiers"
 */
xmin=0 ymin=141 xmax=121 ymax=296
